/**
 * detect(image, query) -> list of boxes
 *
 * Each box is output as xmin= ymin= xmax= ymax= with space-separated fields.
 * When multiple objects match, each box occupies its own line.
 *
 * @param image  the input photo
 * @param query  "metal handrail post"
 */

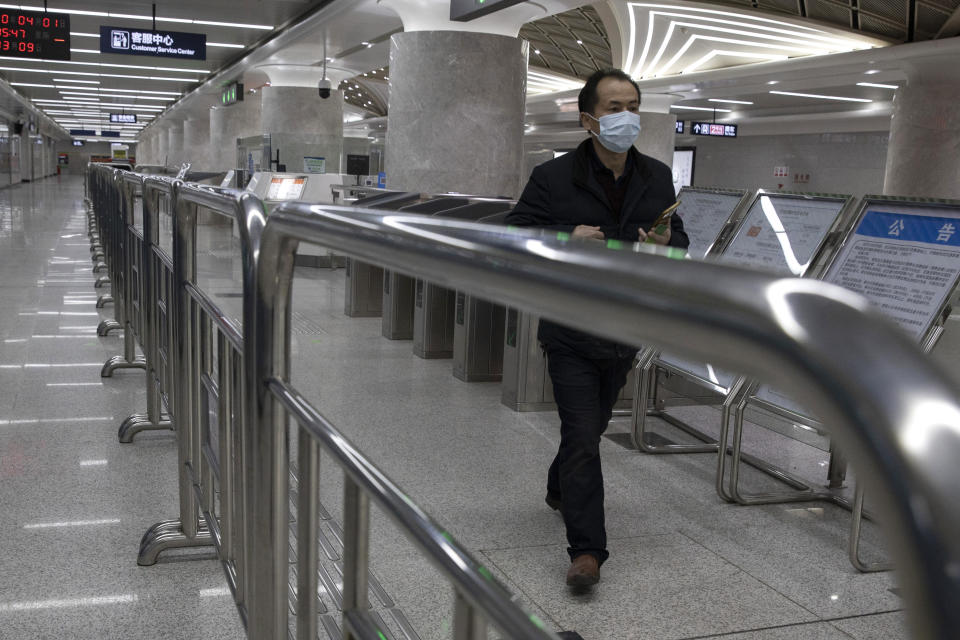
xmin=253 ymin=203 xmax=960 ymax=639
xmin=118 ymin=176 xmax=175 ymax=442
xmin=102 ymin=172 xmax=147 ymax=376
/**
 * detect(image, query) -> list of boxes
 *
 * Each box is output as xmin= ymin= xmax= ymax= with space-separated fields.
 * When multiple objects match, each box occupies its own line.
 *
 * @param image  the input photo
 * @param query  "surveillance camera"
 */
xmin=318 ymin=78 xmax=332 ymax=99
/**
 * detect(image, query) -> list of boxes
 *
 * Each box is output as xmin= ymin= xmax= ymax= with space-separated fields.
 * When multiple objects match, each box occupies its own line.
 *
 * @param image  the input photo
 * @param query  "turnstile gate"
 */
xmin=451 ymin=210 xmax=513 ymax=381
xmin=381 ymin=198 xmax=469 ymax=341
xmin=343 ymin=191 xmax=419 ymax=318
xmin=412 ymin=201 xmax=514 ymax=359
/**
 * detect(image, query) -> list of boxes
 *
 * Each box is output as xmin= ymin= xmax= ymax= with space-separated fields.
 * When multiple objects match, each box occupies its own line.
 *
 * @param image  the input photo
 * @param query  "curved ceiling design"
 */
xmin=609 ymin=1 xmax=886 ymax=80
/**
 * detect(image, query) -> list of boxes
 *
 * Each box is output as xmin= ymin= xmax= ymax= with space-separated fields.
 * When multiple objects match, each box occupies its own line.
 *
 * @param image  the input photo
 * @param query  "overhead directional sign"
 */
xmin=450 ymin=0 xmax=528 ymax=21
xmin=100 ymin=25 xmax=206 ymax=60
xmin=691 ymin=122 xmax=738 ymax=137
xmin=221 ymin=82 xmax=244 ymax=106
xmin=110 ymin=113 xmax=137 ymax=124
xmin=0 ymin=8 xmax=70 ymax=60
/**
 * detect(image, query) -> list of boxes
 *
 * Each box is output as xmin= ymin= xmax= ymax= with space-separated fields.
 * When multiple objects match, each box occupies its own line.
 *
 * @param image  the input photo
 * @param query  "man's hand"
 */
xmin=572 ymin=225 xmax=604 ymax=240
xmin=640 ymin=225 xmax=671 ymax=245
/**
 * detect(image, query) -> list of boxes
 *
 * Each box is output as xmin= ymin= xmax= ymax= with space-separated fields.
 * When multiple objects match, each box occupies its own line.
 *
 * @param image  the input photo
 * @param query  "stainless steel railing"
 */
xmin=254 ymin=202 xmax=960 ymax=639
xmin=88 ymin=164 xmax=960 ymax=638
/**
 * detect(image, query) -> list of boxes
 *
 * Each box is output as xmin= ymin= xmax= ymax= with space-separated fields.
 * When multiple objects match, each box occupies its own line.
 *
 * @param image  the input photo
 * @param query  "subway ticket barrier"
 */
xmin=343 ymin=190 xmax=419 ymax=319
xmin=85 ymin=163 xmax=960 ymax=639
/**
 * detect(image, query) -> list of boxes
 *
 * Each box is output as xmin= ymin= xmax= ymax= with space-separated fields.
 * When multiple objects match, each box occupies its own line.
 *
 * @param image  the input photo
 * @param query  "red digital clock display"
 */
xmin=0 ymin=9 xmax=70 ymax=60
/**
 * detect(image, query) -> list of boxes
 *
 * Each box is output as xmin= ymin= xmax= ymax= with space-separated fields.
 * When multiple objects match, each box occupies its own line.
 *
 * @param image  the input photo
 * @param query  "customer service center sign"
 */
xmin=100 ymin=26 xmax=206 ymax=60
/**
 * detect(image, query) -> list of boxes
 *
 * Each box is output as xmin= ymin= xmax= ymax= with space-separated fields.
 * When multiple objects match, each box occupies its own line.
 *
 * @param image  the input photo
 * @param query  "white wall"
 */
xmin=684 ymin=131 xmax=889 ymax=198
xmin=54 ymin=141 xmax=120 ymax=174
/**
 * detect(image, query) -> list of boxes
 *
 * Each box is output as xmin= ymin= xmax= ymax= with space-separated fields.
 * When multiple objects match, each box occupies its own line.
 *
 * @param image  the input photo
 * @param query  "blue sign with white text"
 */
xmin=855 ymin=209 xmax=960 ymax=247
xmin=100 ymin=25 xmax=206 ymax=60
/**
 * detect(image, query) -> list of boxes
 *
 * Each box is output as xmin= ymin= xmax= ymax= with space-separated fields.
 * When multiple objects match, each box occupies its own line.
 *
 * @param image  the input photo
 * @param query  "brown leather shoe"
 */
xmin=565 ymin=554 xmax=600 ymax=587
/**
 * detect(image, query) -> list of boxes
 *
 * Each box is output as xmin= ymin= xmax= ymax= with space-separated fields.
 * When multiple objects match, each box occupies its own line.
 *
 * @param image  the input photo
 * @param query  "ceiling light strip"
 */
xmin=769 ymin=90 xmax=872 ymax=102
xmin=671 ymin=104 xmax=732 ymax=112
xmin=856 ymin=82 xmax=898 ymax=89
xmin=0 ymin=67 xmax=196 ymax=82
xmin=0 ymin=56 xmax=209 ymax=74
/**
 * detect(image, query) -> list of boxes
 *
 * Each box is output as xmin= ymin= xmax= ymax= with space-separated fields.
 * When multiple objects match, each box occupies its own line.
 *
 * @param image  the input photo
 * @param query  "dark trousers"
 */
xmin=545 ymin=344 xmax=633 ymax=566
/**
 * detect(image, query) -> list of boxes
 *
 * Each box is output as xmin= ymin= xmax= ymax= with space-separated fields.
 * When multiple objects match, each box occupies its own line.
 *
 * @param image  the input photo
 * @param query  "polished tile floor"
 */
xmin=0 ymin=177 xmax=917 ymax=639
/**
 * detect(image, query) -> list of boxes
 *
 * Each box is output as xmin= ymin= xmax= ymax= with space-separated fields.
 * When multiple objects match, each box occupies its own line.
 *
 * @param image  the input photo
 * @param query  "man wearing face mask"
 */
xmin=506 ymin=69 xmax=689 ymax=588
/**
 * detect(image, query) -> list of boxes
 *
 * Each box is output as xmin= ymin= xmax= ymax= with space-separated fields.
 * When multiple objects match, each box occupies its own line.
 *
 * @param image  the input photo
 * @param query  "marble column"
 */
xmin=183 ymin=117 xmax=212 ymax=171
xmin=883 ymin=69 xmax=960 ymax=199
xmin=155 ymin=125 xmax=169 ymax=166
xmin=167 ymin=121 xmax=184 ymax=168
xmin=630 ymin=93 xmax=677 ymax=169
xmin=209 ymin=96 xmax=262 ymax=171
xmin=260 ymin=86 xmax=344 ymax=173
xmin=136 ymin=134 xmax=149 ymax=166
xmin=385 ymin=31 xmax=527 ymax=197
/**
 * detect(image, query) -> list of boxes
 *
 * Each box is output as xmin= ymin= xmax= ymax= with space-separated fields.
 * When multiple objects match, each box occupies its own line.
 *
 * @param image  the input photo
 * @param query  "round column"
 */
xmin=883 ymin=68 xmax=960 ymax=199
xmin=183 ymin=117 xmax=212 ymax=171
xmin=167 ymin=122 xmax=184 ymax=168
xmin=209 ymin=96 xmax=261 ymax=171
xmin=260 ymin=85 xmax=344 ymax=173
xmin=155 ymin=125 xmax=169 ymax=166
xmin=385 ymin=31 xmax=527 ymax=197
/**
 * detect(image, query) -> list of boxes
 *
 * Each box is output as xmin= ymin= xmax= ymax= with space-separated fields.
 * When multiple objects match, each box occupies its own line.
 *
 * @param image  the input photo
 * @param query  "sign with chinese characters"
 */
xmin=673 ymin=188 xmax=745 ymax=260
xmin=691 ymin=122 xmax=737 ymax=137
xmin=266 ymin=176 xmax=307 ymax=200
xmin=99 ymin=25 xmax=206 ymax=60
xmin=302 ymin=156 xmax=326 ymax=174
xmin=655 ymin=194 xmax=847 ymax=391
xmin=109 ymin=113 xmax=137 ymax=124
xmin=754 ymin=202 xmax=960 ymax=417
xmin=0 ymin=9 xmax=70 ymax=60
xmin=69 ymin=129 xmax=96 ymax=136
xmin=71 ymin=139 xmax=85 ymax=146
xmin=675 ymin=120 xmax=684 ymax=134
xmin=100 ymin=130 xmax=121 ymax=137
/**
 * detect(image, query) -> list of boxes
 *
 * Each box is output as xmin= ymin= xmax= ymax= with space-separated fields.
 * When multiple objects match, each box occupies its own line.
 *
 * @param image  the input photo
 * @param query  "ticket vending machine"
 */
xmin=246 ymin=171 xmax=351 ymax=267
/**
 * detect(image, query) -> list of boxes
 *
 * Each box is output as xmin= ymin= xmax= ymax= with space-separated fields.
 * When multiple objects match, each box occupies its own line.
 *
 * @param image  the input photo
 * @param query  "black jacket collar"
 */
xmin=572 ymin=138 xmax=653 ymax=225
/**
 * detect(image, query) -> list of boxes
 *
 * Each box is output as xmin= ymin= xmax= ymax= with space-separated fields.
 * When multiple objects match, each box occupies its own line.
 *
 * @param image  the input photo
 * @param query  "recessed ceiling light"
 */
xmin=769 ymin=90 xmax=872 ymax=103
xmin=576 ymin=39 xmax=583 ymax=45
xmin=534 ymin=49 xmax=541 ymax=55
xmin=766 ymin=80 xmax=779 ymax=85
xmin=864 ymin=69 xmax=881 ymax=75
xmin=856 ymin=82 xmax=898 ymax=89
xmin=708 ymin=98 xmax=753 ymax=105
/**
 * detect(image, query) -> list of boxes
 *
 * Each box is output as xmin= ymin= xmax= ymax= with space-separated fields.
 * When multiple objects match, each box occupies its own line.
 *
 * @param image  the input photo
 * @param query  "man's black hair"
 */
xmin=578 ymin=68 xmax=641 ymax=115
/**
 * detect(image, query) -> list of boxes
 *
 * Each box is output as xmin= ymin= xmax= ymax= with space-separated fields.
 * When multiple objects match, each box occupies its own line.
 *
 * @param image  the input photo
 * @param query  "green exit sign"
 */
xmin=220 ymin=81 xmax=243 ymax=106
xmin=450 ymin=0 xmax=527 ymax=21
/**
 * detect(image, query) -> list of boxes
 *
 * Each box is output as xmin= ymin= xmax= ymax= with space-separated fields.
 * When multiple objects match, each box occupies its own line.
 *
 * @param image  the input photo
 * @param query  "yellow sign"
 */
xmin=112 ymin=148 xmax=128 ymax=161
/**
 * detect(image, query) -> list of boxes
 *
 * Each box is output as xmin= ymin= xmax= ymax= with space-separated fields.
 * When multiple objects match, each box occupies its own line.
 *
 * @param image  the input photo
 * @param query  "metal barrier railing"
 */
xmin=256 ymin=202 xmax=960 ymax=639
xmin=117 ymin=174 xmax=179 ymax=441
xmin=87 ymin=165 xmax=960 ymax=638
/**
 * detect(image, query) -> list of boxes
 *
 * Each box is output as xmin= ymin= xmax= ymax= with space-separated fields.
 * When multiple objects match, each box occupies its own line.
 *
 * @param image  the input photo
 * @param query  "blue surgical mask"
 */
xmin=584 ymin=111 xmax=642 ymax=153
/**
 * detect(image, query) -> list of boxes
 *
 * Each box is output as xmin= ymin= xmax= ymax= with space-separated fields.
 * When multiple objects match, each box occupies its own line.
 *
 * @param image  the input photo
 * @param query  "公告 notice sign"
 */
xmin=100 ymin=26 xmax=206 ymax=60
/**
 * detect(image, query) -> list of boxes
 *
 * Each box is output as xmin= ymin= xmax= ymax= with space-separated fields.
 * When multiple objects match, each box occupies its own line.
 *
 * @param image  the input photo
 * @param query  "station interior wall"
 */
xmin=678 ymin=130 xmax=890 ymax=198
xmin=55 ymin=141 xmax=129 ymax=174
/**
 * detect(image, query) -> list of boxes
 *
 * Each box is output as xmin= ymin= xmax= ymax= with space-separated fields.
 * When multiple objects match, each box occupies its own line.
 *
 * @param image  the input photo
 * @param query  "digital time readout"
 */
xmin=0 ymin=9 xmax=70 ymax=60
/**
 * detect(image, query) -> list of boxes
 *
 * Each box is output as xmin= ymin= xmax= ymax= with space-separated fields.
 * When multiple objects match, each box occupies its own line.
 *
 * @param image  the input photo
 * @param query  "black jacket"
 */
xmin=506 ymin=139 xmax=689 ymax=357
